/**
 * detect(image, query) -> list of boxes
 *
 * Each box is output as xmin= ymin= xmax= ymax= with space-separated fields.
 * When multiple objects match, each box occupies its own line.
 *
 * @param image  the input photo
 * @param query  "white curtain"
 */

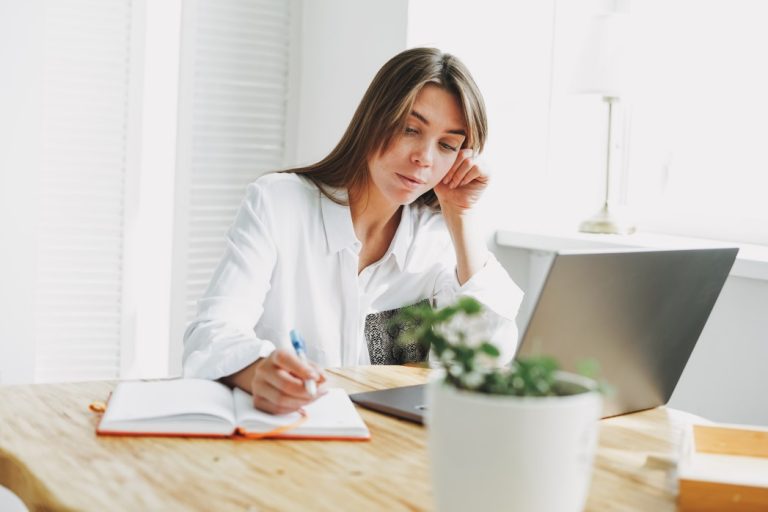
xmin=169 ymin=0 xmax=295 ymax=375
xmin=35 ymin=0 xmax=138 ymax=382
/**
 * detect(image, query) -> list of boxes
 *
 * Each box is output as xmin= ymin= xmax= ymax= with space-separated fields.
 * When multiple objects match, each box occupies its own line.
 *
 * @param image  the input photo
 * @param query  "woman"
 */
xmin=183 ymin=47 xmax=523 ymax=414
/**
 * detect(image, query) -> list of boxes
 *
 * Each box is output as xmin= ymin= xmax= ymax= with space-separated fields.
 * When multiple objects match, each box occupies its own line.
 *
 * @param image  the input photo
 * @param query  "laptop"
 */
xmin=350 ymin=247 xmax=738 ymax=422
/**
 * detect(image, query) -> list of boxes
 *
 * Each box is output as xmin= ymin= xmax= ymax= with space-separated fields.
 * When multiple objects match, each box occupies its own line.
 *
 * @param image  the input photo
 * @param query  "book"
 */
xmin=677 ymin=423 xmax=768 ymax=511
xmin=96 ymin=379 xmax=370 ymax=440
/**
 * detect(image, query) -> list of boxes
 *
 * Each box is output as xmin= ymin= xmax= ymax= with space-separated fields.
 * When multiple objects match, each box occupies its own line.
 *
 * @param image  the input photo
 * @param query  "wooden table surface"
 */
xmin=0 ymin=366 xmax=695 ymax=511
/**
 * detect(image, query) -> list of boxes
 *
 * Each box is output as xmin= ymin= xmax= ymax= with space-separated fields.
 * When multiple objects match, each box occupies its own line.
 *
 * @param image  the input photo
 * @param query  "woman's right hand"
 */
xmin=249 ymin=349 xmax=326 ymax=414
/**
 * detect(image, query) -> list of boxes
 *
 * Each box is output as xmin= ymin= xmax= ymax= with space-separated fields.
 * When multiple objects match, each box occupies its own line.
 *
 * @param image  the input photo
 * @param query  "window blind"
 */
xmin=171 ymin=0 xmax=293 ymax=363
xmin=34 ymin=0 xmax=136 ymax=382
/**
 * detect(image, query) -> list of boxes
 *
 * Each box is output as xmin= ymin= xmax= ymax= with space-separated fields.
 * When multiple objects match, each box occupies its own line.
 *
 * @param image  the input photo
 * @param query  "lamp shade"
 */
xmin=571 ymin=12 xmax=629 ymax=98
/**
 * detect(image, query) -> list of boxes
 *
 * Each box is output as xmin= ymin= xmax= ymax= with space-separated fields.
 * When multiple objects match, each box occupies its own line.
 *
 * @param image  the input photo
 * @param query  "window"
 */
xmin=625 ymin=0 xmax=768 ymax=245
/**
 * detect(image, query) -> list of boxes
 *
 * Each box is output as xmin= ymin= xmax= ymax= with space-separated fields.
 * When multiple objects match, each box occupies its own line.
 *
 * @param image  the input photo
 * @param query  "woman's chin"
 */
xmin=395 ymin=191 xmax=422 ymax=206
xmin=381 ymin=186 xmax=417 ymax=206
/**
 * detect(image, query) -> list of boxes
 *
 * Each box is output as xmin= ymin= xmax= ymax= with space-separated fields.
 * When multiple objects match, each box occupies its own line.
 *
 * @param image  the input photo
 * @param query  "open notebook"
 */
xmin=96 ymin=379 xmax=370 ymax=440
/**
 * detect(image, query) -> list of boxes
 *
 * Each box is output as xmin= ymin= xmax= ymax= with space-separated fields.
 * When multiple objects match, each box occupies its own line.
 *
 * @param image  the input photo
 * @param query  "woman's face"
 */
xmin=367 ymin=84 xmax=467 ymax=207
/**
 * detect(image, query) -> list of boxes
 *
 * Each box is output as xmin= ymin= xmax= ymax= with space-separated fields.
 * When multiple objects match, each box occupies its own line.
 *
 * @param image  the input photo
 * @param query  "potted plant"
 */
xmin=396 ymin=297 xmax=604 ymax=512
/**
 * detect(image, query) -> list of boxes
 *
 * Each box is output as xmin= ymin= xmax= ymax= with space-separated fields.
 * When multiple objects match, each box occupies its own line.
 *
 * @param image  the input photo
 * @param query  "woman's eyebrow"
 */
xmin=410 ymin=110 xmax=466 ymax=136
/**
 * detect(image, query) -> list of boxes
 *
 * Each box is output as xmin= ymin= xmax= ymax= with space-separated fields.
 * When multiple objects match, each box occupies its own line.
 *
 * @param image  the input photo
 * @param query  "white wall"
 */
xmin=0 ymin=1 xmax=44 ymax=384
xmin=291 ymin=0 xmax=409 ymax=166
xmin=407 ymin=0 xmax=556 ymax=242
xmin=667 ymin=275 xmax=768 ymax=426
xmin=0 ymin=2 xmax=44 ymax=502
xmin=126 ymin=0 xmax=182 ymax=380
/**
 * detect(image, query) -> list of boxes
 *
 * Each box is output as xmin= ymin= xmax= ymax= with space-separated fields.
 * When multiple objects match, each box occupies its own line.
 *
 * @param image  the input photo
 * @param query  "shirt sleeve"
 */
xmin=432 ymin=250 xmax=524 ymax=365
xmin=182 ymin=182 xmax=279 ymax=380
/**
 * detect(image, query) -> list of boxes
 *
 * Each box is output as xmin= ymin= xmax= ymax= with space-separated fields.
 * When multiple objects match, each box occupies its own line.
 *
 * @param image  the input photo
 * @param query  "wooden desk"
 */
xmin=0 ymin=366 xmax=696 ymax=511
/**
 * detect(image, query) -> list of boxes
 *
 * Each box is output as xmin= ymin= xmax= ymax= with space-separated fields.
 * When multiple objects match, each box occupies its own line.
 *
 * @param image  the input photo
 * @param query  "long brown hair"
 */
xmin=285 ymin=47 xmax=487 ymax=209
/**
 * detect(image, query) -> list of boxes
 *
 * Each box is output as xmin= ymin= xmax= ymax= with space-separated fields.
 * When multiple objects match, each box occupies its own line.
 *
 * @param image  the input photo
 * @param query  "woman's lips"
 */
xmin=396 ymin=173 xmax=425 ymax=190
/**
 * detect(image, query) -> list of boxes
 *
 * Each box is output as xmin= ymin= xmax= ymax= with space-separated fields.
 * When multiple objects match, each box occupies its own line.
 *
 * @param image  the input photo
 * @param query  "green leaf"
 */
xmin=479 ymin=342 xmax=500 ymax=357
xmin=458 ymin=296 xmax=482 ymax=314
xmin=576 ymin=358 xmax=599 ymax=379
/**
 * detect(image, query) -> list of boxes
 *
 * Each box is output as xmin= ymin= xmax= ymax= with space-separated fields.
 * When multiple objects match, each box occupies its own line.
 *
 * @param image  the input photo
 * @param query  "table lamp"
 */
xmin=572 ymin=11 xmax=635 ymax=235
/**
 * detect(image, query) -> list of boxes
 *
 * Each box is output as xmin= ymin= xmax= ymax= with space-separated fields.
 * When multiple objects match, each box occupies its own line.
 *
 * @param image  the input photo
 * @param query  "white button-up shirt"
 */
xmin=183 ymin=173 xmax=523 ymax=380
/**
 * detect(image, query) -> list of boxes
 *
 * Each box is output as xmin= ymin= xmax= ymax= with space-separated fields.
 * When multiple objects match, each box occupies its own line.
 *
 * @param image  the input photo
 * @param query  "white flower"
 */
xmin=448 ymin=363 xmax=464 ymax=377
xmin=462 ymin=371 xmax=484 ymax=389
xmin=474 ymin=351 xmax=497 ymax=370
xmin=435 ymin=310 xmax=491 ymax=349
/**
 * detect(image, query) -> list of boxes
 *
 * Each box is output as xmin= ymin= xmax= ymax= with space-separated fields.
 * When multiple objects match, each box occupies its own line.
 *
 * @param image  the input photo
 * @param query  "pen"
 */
xmin=289 ymin=329 xmax=317 ymax=397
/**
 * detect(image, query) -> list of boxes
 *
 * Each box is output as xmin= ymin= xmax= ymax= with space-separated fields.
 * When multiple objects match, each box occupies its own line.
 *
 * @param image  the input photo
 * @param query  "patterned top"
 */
xmin=365 ymin=299 xmax=431 ymax=365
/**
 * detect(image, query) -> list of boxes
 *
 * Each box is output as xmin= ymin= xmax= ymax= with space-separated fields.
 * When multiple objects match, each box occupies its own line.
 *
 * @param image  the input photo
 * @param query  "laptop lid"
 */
xmin=516 ymin=247 xmax=738 ymax=417
xmin=351 ymin=247 xmax=738 ymax=422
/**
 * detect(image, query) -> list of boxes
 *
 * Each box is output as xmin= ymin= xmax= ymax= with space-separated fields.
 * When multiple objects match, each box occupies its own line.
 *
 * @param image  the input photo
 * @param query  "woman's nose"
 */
xmin=411 ymin=141 xmax=433 ymax=167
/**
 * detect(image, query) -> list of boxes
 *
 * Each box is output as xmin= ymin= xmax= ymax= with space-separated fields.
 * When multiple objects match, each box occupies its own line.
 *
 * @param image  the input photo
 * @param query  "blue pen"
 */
xmin=289 ymin=329 xmax=317 ymax=397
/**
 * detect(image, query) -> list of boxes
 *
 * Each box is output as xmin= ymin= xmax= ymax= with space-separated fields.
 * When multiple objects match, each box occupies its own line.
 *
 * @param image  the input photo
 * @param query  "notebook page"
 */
xmin=103 ymin=379 xmax=236 ymax=425
xmin=233 ymin=387 xmax=369 ymax=437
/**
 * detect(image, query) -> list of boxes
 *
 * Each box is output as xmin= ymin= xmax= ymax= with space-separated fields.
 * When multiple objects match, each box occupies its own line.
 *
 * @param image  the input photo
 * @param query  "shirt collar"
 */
xmin=320 ymin=188 xmax=413 ymax=270
xmin=390 ymin=203 xmax=412 ymax=270
xmin=320 ymin=188 xmax=359 ymax=254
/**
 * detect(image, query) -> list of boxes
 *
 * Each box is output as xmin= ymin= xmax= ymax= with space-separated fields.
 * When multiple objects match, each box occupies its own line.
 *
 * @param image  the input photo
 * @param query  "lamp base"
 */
xmin=579 ymin=205 xmax=635 ymax=235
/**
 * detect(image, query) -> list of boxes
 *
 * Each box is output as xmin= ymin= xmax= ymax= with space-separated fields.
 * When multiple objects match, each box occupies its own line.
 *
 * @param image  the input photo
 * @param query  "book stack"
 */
xmin=677 ymin=422 xmax=768 ymax=511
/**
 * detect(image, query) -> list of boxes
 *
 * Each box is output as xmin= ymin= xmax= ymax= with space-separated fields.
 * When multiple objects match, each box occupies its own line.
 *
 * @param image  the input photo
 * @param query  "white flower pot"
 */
xmin=426 ymin=374 xmax=602 ymax=512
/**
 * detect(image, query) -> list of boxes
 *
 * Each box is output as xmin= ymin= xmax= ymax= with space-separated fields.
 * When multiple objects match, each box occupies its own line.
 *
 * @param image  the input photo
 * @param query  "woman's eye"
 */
xmin=440 ymin=142 xmax=458 ymax=152
xmin=404 ymin=127 xmax=418 ymax=135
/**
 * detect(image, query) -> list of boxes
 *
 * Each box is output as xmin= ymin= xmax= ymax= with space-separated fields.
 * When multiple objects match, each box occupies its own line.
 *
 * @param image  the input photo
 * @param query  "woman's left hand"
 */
xmin=434 ymin=149 xmax=489 ymax=214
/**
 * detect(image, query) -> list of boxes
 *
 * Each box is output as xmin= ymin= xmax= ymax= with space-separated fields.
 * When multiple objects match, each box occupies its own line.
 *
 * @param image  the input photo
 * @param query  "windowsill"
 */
xmin=495 ymin=228 xmax=768 ymax=282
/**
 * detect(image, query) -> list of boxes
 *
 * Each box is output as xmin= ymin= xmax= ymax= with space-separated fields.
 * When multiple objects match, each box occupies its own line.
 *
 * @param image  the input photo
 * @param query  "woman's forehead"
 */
xmin=410 ymin=84 xmax=467 ymax=134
